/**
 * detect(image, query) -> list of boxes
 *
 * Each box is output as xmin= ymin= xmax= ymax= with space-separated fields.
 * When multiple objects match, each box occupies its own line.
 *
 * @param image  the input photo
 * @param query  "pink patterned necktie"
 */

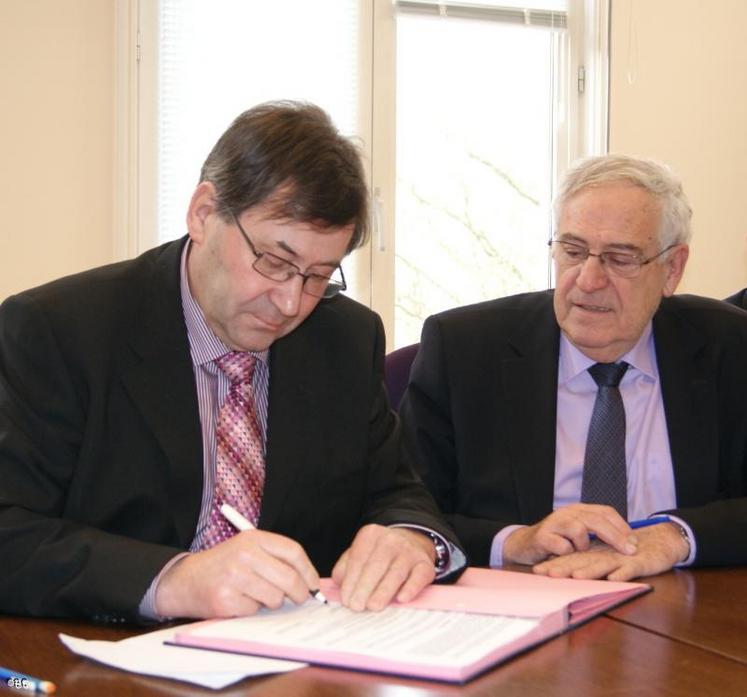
xmin=201 ymin=351 xmax=266 ymax=549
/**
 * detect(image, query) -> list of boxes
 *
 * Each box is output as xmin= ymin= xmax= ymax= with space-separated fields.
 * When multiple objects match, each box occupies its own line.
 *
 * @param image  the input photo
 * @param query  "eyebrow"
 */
xmin=272 ymin=239 xmax=341 ymax=270
xmin=558 ymin=233 xmax=643 ymax=255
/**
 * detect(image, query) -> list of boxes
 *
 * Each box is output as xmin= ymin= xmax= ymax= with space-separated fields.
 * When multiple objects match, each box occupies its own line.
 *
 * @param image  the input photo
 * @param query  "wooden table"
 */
xmin=607 ymin=566 xmax=747 ymax=665
xmin=2 ymin=568 xmax=746 ymax=696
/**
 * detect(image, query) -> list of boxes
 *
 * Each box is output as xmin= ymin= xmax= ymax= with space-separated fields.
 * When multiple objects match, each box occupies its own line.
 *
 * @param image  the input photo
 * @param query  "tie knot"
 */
xmin=215 ymin=351 xmax=257 ymax=385
xmin=588 ymin=361 xmax=628 ymax=388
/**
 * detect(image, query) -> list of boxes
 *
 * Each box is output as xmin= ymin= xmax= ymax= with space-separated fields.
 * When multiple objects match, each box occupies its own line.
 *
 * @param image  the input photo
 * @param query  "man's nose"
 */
xmin=271 ymin=275 xmax=305 ymax=317
xmin=575 ymin=253 xmax=609 ymax=291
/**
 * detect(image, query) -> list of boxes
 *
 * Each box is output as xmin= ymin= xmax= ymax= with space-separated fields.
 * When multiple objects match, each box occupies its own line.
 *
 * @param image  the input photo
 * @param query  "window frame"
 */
xmin=114 ymin=0 xmax=609 ymax=347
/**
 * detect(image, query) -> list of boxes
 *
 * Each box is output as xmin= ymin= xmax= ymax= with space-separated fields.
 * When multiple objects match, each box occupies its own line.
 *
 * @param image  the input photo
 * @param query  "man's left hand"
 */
xmin=532 ymin=522 xmax=690 ymax=581
xmin=331 ymin=525 xmax=437 ymax=611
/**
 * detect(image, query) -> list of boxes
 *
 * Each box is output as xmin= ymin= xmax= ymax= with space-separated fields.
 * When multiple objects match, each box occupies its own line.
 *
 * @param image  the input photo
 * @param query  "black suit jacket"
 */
xmin=724 ymin=288 xmax=747 ymax=310
xmin=0 ymin=239 xmax=461 ymax=621
xmin=400 ymin=290 xmax=747 ymax=567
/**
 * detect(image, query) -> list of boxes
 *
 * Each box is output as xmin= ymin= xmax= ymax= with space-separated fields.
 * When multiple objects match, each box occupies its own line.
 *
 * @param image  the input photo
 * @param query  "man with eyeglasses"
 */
xmin=400 ymin=154 xmax=747 ymax=581
xmin=0 ymin=101 xmax=465 ymax=622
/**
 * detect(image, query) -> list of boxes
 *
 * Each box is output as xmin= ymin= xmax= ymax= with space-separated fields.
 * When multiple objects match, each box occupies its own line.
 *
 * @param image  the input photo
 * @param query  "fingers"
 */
xmin=588 ymin=514 xmax=638 ymax=556
xmin=337 ymin=525 xmax=436 ymax=612
xmin=249 ymin=531 xmax=321 ymax=603
xmin=606 ymin=565 xmax=639 ymax=582
xmin=155 ymin=530 xmax=320 ymax=619
xmin=556 ymin=503 xmax=635 ymax=553
xmin=331 ymin=549 xmax=349 ymax=586
xmin=532 ymin=524 xmax=685 ymax=581
xmin=504 ymin=504 xmax=637 ymax=565
xmin=395 ymin=560 xmax=435 ymax=603
xmin=203 ymin=566 xmax=277 ymax=616
xmin=533 ymin=550 xmax=629 ymax=580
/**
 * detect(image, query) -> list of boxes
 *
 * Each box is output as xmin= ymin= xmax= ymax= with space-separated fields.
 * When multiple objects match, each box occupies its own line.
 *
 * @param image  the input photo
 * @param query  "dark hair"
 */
xmin=200 ymin=101 xmax=369 ymax=252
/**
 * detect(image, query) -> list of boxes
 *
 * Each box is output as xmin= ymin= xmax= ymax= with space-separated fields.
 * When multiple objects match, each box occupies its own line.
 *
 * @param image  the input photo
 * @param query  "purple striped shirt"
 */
xmin=138 ymin=242 xmax=269 ymax=618
xmin=179 ymin=242 xmax=270 ymax=551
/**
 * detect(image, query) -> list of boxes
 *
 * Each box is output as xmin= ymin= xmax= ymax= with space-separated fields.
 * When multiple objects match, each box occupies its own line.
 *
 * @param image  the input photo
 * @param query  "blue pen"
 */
xmin=589 ymin=515 xmax=671 ymax=541
xmin=0 ymin=666 xmax=56 ymax=694
xmin=628 ymin=516 xmax=672 ymax=530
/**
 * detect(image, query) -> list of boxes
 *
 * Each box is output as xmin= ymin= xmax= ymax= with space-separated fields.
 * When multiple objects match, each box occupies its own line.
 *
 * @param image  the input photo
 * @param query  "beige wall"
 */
xmin=2 ymin=1 xmax=746 ymax=302
xmin=0 ymin=0 xmax=114 ymax=301
xmin=609 ymin=0 xmax=747 ymax=297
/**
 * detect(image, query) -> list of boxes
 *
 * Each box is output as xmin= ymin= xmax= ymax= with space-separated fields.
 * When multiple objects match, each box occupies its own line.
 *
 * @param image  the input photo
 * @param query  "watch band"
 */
xmin=427 ymin=532 xmax=449 ymax=573
xmin=669 ymin=521 xmax=692 ymax=562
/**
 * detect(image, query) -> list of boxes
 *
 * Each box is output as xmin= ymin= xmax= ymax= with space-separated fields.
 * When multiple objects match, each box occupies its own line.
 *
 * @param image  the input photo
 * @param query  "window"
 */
xmin=391 ymin=1 xmax=566 ymax=344
xmin=116 ymin=0 xmax=608 ymax=349
xmin=116 ymin=0 xmax=366 ymax=277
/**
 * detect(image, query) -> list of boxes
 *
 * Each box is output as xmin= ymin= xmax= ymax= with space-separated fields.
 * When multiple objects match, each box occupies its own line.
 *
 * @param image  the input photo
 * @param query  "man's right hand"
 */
xmin=154 ymin=530 xmax=321 ymax=619
xmin=502 ymin=503 xmax=639 ymax=565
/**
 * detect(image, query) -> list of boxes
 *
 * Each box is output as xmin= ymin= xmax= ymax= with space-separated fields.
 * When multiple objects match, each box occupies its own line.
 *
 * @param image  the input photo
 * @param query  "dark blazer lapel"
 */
xmin=654 ymin=300 xmax=717 ymax=507
xmin=120 ymin=240 xmax=204 ymax=546
xmin=259 ymin=319 xmax=316 ymax=531
xmin=500 ymin=294 xmax=560 ymax=523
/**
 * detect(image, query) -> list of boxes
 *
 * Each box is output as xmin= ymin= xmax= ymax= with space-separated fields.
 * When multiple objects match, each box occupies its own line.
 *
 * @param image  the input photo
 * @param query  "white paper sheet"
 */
xmin=59 ymin=624 xmax=305 ymax=690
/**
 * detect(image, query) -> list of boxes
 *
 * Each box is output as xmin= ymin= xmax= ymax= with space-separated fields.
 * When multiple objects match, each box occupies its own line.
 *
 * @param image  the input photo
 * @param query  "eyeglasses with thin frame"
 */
xmin=549 ymin=239 xmax=677 ymax=279
xmin=232 ymin=212 xmax=347 ymax=299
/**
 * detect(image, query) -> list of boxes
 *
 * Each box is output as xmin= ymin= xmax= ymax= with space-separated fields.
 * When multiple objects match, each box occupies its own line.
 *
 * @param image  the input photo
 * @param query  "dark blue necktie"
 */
xmin=581 ymin=362 xmax=629 ymax=519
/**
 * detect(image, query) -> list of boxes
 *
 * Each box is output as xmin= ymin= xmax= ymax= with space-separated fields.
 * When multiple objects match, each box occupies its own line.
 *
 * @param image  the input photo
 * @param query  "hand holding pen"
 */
xmin=534 ymin=515 xmax=692 ymax=582
xmin=154 ymin=505 xmax=325 ymax=619
xmin=220 ymin=504 xmax=328 ymax=604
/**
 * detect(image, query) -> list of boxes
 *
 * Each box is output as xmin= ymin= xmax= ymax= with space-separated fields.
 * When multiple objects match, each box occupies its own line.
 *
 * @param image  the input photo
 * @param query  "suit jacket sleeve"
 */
xmin=399 ymin=313 xmax=523 ymax=564
xmin=0 ymin=292 xmax=182 ymax=621
xmin=263 ymin=298 xmax=466 ymax=577
xmin=358 ymin=315 xmax=463 ymax=547
xmin=655 ymin=296 xmax=747 ymax=566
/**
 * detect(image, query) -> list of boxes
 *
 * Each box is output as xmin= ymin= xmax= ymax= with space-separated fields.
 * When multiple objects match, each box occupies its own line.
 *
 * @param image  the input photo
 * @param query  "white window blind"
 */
xmin=396 ymin=0 xmax=567 ymax=27
xmin=153 ymin=0 xmax=362 ymax=246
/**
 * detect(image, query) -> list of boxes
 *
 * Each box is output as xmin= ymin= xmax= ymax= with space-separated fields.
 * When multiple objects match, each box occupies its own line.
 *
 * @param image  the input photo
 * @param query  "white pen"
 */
xmin=219 ymin=503 xmax=328 ymax=605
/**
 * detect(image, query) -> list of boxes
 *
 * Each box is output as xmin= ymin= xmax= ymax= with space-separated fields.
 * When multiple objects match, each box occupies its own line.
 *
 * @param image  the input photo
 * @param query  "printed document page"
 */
xmin=186 ymin=601 xmax=540 ymax=668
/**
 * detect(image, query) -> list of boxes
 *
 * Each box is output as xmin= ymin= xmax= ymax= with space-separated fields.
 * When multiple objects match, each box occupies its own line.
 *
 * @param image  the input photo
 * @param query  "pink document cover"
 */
xmin=444 ymin=567 xmax=649 ymax=624
xmin=173 ymin=568 xmax=649 ymax=683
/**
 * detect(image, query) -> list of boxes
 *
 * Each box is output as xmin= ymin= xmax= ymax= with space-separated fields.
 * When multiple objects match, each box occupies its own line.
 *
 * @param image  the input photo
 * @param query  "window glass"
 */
xmin=128 ymin=0 xmax=606 ymax=347
xmin=156 ymin=0 xmax=360 ymax=244
xmin=394 ymin=8 xmax=564 ymax=345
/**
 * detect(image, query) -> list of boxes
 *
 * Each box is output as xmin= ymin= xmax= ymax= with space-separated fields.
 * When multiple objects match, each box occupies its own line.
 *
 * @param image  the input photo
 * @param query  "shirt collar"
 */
xmin=180 ymin=240 xmax=269 ymax=368
xmin=559 ymin=321 xmax=657 ymax=385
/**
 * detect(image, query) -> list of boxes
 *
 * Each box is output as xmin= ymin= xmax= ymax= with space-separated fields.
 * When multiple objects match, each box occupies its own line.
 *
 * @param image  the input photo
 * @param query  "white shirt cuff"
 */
xmin=138 ymin=552 xmax=190 ymax=621
xmin=663 ymin=514 xmax=697 ymax=566
xmin=490 ymin=524 xmax=525 ymax=567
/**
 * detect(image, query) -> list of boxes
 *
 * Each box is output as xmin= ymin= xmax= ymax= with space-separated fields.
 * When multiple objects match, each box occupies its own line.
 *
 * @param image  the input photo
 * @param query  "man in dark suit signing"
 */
xmin=401 ymin=154 xmax=747 ymax=581
xmin=0 ymin=101 xmax=464 ymax=622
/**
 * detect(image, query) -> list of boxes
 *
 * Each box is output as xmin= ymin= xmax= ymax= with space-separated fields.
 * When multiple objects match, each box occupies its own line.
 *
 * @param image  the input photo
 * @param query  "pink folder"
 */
xmin=173 ymin=568 xmax=649 ymax=683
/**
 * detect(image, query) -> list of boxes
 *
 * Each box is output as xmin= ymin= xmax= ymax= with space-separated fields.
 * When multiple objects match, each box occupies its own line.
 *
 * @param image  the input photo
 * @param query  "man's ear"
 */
xmin=662 ymin=244 xmax=690 ymax=297
xmin=186 ymin=181 xmax=218 ymax=244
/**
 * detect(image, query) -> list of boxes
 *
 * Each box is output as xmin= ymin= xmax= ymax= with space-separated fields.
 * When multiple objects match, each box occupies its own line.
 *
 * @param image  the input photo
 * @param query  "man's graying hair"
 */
xmin=554 ymin=154 xmax=693 ymax=250
xmin=200 ymin=100 xmax=369 ymax=253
